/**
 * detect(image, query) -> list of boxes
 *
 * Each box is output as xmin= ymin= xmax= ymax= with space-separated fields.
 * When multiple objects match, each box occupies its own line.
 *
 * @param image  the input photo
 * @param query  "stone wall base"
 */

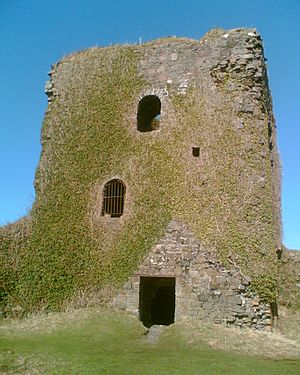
xmin=114 ymin=221 xmax=272 ymax=329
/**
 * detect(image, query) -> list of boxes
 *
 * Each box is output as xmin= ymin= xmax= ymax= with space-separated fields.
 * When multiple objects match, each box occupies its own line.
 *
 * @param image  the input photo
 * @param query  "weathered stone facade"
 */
xmin=1 ymin=27 xmax=281 ymax=319
xmin=114 ymin=221 xmax=271 ymax=329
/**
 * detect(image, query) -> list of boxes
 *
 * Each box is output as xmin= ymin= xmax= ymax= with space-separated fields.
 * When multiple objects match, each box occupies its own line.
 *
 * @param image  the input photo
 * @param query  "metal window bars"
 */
xmin=102 ymin=179 xmax=126 ymax=217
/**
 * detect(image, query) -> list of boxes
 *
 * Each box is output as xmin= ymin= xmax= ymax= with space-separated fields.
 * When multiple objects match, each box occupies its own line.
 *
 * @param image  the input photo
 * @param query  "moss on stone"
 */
xmin=0 ymin=31 xmax=283 ymax=314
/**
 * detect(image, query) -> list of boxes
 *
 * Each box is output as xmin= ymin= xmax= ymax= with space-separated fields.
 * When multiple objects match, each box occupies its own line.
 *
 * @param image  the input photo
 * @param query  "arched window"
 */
xmin=101 ymin=179 xmax=126 ymax=218
xmin=137 ymin=95 xmax=161 ymax=132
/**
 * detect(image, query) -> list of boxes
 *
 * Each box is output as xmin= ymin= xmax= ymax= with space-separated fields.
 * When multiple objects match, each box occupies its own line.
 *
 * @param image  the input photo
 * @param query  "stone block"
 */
xmin=251 ymin=297 xmax=260 ymax=306
xmin=114 ymin=295 xmax=127 ymax=309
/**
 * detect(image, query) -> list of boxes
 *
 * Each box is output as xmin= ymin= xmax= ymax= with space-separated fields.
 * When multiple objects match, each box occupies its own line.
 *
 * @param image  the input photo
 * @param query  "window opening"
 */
xmin=139 ymin=276 xmax=175 ymax=328
xmin=101 ymin=179 xmax=126 ymax=218
xmin=137 ymin=95 xmax=161 ymax=132
xmin=268 ymin=120 xmax=274 ymax=168
xmin=192 ymin=146 xmax=200 ymax=157
xmin=268 ymin=121 xmax=273 ymax=151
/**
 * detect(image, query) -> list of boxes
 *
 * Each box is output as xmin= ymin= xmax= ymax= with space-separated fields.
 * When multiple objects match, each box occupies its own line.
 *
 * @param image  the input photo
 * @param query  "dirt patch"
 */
xmin=144 ymin=325 xmax=167 ymax=344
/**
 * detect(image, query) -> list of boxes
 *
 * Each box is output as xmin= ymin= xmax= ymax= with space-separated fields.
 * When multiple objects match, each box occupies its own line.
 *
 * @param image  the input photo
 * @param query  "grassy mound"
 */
xmin=1 ymin=306 xmax=299 ymax=374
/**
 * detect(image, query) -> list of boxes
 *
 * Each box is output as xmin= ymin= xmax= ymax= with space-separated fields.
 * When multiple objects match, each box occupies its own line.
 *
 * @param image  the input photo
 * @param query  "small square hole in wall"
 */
xmin=192 ymin=146 xmax=200 ymax=157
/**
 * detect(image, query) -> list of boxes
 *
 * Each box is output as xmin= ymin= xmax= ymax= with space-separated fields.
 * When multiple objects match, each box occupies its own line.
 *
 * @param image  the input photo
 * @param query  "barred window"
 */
xmin=101 ymin=179 xmax=126 ymax=218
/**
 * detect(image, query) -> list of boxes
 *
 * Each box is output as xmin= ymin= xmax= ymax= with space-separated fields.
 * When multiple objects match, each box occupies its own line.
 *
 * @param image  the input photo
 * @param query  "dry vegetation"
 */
xmin=176 ymin=313 xmax=300 ymax=359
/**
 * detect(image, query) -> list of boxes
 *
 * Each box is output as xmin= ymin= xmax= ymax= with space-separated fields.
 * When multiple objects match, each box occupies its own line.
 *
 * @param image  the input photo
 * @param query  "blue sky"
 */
xmin=1 ymin=0 xmax=299 ymax=249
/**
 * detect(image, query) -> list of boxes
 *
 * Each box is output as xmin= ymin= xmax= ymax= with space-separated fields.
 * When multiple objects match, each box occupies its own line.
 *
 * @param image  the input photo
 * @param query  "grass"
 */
xmin=1 ymin=306 xmax=299 ymax=374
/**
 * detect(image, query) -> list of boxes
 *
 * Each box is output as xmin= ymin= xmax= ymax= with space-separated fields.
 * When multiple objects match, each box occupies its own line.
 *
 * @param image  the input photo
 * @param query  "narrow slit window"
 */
xmin=268 ymin=121 xmax=273 ymax=151
xmin=102 ymin=179 xmax=126 ymax=218
xmin=137 ymin=95 xmax=161 ymax=132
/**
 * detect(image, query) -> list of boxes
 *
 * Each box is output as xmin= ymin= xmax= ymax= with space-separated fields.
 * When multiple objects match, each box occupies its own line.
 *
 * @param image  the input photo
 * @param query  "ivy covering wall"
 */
xmin=0 ymin=31 xmax=284 ymax=315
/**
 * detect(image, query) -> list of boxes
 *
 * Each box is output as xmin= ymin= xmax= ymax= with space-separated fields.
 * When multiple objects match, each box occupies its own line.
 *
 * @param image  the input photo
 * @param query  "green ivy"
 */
xmin=0 ymin=39 xmax=282 ymax=314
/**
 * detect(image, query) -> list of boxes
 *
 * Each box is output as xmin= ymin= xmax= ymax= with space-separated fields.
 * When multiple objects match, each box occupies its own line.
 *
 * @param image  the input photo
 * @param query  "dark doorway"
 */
xmin=139 ymin=276 xmax=175 ymax=328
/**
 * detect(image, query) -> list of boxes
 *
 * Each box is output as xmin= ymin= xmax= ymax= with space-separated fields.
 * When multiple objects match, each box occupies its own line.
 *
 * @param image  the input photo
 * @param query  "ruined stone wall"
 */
xmin=1 ymin=28 xmax=281 ymax=316
xmin=39 ymin=29 xmax=281 ymax=311
xmin=279 ymin=248 xmax=300 ymax=308
xmin=114 ymin=221 xmax=271 ymax=329
xmin=136 ymin=29 xmax=281 ymax=253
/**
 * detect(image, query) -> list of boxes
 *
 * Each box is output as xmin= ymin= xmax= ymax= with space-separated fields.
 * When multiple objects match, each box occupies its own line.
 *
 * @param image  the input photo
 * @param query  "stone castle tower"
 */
xmin=1 ymin=28 xmax=281 ymax=328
